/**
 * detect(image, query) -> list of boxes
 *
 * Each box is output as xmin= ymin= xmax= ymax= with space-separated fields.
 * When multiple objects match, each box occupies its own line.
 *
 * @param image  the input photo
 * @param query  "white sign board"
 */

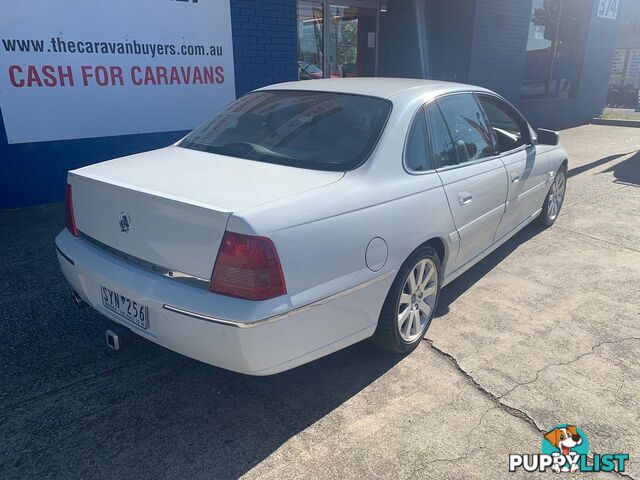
xmin=597 ymin=0 xmax=620 ymax=20
xmin=628 ymin=49 xmax=640 ymax=78
xmin=611 ymin=49 xmax=626 ymax=75
xmin=0 ymin=0 xmax=236 ymax=144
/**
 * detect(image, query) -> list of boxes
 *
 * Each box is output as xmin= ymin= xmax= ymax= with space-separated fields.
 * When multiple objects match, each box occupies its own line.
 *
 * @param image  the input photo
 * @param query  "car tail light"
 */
xmin=210 ymin=232 xmax=286 ymax=301
xmin=65 ymin=184 xmax=79 ymax=237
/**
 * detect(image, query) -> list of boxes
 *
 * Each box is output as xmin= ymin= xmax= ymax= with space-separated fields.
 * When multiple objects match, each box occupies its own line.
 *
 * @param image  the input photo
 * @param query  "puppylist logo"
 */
xmin=509 ymin=424 xmax=629 ymax=474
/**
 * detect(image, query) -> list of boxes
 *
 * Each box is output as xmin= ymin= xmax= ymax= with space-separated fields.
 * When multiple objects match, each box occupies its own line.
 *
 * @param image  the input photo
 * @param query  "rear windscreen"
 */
xmin=179 ymin=90 xmax=391 ymax=171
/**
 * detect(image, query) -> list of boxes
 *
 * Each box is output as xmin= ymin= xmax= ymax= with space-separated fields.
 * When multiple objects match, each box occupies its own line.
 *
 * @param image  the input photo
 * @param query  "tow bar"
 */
xmin=105 ymin=330 xmax=121 ymax=351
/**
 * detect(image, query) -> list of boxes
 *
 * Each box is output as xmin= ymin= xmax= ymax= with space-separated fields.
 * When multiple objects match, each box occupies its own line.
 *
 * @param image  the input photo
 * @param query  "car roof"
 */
xmin=258 ymin=77 xmax=493 ymax=100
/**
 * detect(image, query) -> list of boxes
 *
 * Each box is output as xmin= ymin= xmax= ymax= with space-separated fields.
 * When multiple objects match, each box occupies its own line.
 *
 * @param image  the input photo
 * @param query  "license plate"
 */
xmin=100 ymin=286 xmax=148 ymax=329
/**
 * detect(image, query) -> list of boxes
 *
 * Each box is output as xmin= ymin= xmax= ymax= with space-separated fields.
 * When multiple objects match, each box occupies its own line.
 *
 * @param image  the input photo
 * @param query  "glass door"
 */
xmin=298 ymin=1 xmax=325 ymax=80
xmin=297 ymin=0 xmax=380 ymax=80
xmin=328 ymin=3 xmax=378 ymax=78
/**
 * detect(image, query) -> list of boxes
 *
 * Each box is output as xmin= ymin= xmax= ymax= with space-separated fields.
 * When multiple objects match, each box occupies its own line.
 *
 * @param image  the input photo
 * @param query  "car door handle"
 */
xmin=458 ymin=191 xmax=472 ymax=206
xmin=511 ymin=173 xmax=520 ymax=183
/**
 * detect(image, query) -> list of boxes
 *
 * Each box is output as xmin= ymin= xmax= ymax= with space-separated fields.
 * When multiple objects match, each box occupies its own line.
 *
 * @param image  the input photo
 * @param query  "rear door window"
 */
xmin=426 ymin=103 xmax=458 ymax=168
xmin=435 ymin=93 xmax=495 ymax=164
xmin=179 ymin=90 xmax=391 ymax=171
xmin=404 ymin=107 xmax=432 ymax=172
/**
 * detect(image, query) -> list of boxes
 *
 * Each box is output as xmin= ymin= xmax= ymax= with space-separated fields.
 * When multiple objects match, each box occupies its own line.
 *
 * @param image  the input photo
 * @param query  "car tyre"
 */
xmin=536 ymin=164 xmax=567 ymax=227
xmin=370 ymin=246 xmax=441 ymax=353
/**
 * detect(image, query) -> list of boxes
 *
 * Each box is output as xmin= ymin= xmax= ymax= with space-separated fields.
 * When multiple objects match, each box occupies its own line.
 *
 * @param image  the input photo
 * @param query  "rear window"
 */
xmin=179 ymin=90 xmax=391 ymax=171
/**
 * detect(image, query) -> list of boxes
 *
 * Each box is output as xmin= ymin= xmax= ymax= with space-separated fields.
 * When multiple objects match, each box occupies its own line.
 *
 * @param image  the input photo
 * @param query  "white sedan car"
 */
xmin=56 ymin=78 xmax=567 ymax=375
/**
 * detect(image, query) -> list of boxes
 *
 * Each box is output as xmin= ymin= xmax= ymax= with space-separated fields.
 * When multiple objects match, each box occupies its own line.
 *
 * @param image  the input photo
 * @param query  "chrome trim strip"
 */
xmin=56 ymin=245 xmax=75 ymax=266
xmin=162 ymin=271 xmax=395 ymax=329
xmin=80 ymin=233 xmax=210 ymax=289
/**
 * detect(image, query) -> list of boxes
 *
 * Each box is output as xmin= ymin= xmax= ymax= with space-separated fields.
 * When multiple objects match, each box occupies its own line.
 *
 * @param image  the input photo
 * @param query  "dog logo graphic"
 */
xmin=543 ymin=425 xmax=586 ymax=473
xmin=510 ymin=423 xmax=628 ymax=474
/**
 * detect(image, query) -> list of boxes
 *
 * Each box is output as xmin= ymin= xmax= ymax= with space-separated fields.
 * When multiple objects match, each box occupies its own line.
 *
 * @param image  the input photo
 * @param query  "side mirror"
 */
xmin=537 ymin=128 xmax=559 ymax=146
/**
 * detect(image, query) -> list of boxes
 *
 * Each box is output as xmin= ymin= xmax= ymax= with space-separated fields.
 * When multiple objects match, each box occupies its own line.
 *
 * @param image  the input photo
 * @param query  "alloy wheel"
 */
xmin=397 ymin=258 xmax=438 ymax=342
xmin=547 ymin=169 xmax=566 ymax=222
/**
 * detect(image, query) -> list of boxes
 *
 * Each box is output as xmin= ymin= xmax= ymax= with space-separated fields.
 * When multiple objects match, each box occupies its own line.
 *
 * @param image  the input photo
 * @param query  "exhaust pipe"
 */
xmin=72 ymin=291 xmax=84 ymax=305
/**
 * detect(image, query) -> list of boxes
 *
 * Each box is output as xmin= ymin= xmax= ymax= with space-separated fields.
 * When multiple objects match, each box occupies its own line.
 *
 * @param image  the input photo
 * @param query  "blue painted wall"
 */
xmin=468 ymin=0 xmax=620 ymax=129
xmin=0 ymin=0 xmax=298 ymax=209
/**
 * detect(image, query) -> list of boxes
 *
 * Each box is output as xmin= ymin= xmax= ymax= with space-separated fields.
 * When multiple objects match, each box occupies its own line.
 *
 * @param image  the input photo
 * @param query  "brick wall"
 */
xmin=231 ymin=0 xmax=298 ymax=96
xmin=468 ymin=0 xmax=532 ymax=104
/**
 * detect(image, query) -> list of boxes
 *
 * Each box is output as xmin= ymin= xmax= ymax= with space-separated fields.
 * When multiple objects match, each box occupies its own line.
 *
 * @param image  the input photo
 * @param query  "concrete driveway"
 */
xmin=1 ymin=124 xmax=639 ymax=479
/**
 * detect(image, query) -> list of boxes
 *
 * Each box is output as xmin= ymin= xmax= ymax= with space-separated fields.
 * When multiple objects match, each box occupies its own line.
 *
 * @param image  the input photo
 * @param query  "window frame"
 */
xmin=521 ymin=0 xmax=592 ymax=100
xmin=402 ymin=104 xmax=435 ymax=175
xmin=427 ymin=91 xmax=499 ymax=171
xmin=474 ymin=92 xmax=534 ymax=155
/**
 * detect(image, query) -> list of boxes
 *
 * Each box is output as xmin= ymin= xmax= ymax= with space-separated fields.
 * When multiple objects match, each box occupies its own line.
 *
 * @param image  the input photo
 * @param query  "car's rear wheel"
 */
xmin=537 ymin=165 xmax=567 ymax=227
xmin=371 ymin=246 xmax=441 ymax=353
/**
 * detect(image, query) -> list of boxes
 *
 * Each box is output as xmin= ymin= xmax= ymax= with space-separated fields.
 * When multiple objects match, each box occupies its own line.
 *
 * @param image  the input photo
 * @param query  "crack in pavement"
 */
xmin=554 ymin=225 xmax=640 ymax=254
xmin=423 ymin=338 xmax=545 ymax=435
xmin=405 ymin=405 xmax=499 ymax=479
xmin=423 ymin=338 xmax=639 ymax=480
xmin=498 ymin=337 xmax=640 ymax=400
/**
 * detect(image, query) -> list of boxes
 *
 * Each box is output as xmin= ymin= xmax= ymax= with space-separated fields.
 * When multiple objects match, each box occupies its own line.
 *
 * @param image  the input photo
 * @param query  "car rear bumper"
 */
xmin=55 ymin=229 xmax=392 ymax=375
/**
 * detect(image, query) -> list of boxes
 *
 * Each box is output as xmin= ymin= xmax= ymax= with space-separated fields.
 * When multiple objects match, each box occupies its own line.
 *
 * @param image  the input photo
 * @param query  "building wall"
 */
xmin=379 ymin=0 xmax=474 ymax=82
xmin=468 ymin=0 xmax=532 ymax=104
xmin=0 ymin=0 xmax=298 ymax=209
xmin=231 ymin=0 xmax=298 ymax=95
xmin=468 ymin=0 xmax=620 ymax=129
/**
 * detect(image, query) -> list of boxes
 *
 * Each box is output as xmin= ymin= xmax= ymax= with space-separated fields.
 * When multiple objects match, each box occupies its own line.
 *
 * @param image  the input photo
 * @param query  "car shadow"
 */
xmin=600 ymin=150 xmax=640 ymax=187
xmin=0 ymin=204 xmax=406 ymax=479
xmin=435 ymin=224 xmax=544 ymax=318
xmin=434 ymin=148 xmax=640 ymax=315
xmin=93 ymin=336 xmax=406 ymax=479
xmin=567 ymin=149 xmax=639 ymax=181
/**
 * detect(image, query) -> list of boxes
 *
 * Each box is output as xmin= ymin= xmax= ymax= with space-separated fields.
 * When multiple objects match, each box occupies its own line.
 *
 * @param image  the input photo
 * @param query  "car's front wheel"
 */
xmin=537 ymin=165 xmax=567 ymax=227
xmin=371 ymin=246 xmax=441 ymax=353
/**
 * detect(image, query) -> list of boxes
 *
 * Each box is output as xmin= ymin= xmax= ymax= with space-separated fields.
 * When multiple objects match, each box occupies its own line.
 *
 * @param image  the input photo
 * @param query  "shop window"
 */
xmin=298 ymin=1 xmax=324 ymax=80
xmin=522 ymin=0 xmax=590 ymax=99
xmin=297 ymin=1 xmax=379 ymax=80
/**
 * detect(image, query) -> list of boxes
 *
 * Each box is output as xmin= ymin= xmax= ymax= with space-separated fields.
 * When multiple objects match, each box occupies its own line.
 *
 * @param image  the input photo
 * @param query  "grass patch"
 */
xmin=599 ymin=108 xmax=640 ymax=121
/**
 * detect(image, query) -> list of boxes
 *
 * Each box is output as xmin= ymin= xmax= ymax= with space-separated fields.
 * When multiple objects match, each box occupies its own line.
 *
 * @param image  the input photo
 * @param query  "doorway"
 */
xmin=297 ymin=0 xmax=382 ymax=80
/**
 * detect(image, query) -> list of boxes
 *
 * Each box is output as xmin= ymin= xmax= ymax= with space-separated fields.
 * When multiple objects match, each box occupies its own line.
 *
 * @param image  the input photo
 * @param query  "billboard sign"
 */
xmin=0 ymin=0 xmax=236 ymax=144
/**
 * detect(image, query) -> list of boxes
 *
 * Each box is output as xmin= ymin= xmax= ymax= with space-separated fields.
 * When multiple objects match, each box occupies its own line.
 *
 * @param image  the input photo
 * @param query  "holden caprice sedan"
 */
xmin=56 ymin=78 xmax=567 ymax=375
